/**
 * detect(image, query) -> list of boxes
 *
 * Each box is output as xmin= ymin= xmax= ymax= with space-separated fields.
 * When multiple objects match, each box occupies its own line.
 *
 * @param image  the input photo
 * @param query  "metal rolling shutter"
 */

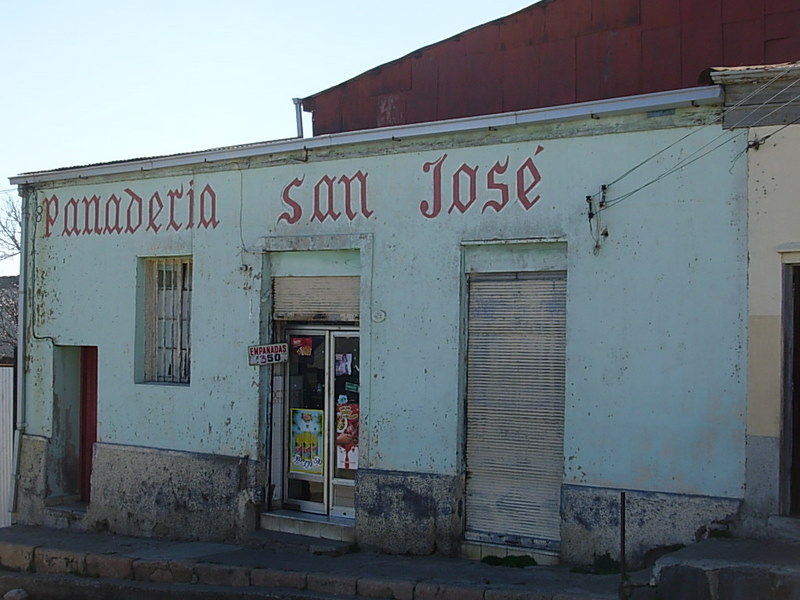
xmin=465 ymin=271 xmax=566 ymax=546
xmin=272 ymin=276 xmax=360 ymax=322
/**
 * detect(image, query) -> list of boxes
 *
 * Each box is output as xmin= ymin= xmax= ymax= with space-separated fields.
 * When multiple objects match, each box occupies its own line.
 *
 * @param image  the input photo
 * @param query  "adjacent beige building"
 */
xmin=712 ymin=64 xmax=800 ymax=534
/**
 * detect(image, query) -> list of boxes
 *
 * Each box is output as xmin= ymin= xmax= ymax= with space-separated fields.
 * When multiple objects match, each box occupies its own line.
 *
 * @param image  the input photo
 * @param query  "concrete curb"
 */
xmin=0 ymin=542 xmax=34 ymax=572
xmin=0 ymin=538 xmax=619 ymax=600
xmin=655 ymin=563 xmax=800 ymax=600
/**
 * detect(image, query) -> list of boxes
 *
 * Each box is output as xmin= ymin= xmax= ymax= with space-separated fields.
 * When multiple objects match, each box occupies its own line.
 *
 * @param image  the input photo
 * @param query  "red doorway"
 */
xmin=79 ymin=346 xmax=97 ymax=502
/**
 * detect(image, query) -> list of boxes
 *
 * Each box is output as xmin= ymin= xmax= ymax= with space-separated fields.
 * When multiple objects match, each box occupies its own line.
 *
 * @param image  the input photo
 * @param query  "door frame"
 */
xmin=782 ymin=264 xmax=800 ymax=515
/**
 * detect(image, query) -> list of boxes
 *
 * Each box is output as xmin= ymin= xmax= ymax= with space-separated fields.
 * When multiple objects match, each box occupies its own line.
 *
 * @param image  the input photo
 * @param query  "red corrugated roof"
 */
xmin=303 ymin=0 xmax=800 ymax=135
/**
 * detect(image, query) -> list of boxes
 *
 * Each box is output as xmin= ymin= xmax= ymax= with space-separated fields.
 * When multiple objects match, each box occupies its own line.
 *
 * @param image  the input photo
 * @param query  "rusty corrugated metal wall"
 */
xmin=303 ymin=0 xmax=800 ymax=135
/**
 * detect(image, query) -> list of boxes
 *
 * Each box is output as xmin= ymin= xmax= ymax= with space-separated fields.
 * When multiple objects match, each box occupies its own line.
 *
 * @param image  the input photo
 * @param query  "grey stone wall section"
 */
xmin=718 ymin=567 xmax=773 ymax=600
xmin=13 ymin=435 xmax=47 ymax=526
xmin=740 ymin=434 xmax=780 ymax=535
xmin=657 ymin=565 xmax=713 ymax=600
xmin=86 ymin=443 xmax=262 ymax=542
xmin=355 ymin=469 xmax=463 ymax=556
xmin=560 ymin=485 xmax=741 ymax=567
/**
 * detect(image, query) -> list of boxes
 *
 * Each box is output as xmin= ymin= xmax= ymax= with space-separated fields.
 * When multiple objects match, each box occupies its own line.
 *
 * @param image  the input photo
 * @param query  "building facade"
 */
xmin=11 ymin=82 xmax=758 ymax=564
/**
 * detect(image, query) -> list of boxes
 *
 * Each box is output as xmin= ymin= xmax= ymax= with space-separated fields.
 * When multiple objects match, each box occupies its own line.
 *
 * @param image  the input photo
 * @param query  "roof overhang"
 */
xmin=10 ymin=85 xmax=722 ymax=187
xmin=707 ymin=62 xmax=800 ymax=85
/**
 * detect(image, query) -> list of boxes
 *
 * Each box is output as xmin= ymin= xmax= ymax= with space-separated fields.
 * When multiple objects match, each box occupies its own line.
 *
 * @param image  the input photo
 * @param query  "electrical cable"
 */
xmin=586 ymin=61 xmax=800 ymax=212
xmin=726 ymin=73 xmax=800 ymax=130
xmin=602 ymin=133 xmax=744 ymax=210
xmin=598 ymin=61 xmax=800 ymax=193
xmin=728 ymin=110 xmax=800 ymax=170
xmin=595 ymin=69 xmax=800 ymax=214
xmin=746 ymin=106 xmax=800 ymax=147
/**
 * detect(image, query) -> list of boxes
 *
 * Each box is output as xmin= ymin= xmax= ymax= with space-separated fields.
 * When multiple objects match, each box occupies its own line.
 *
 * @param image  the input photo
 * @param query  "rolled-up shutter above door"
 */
xmin=273 ymin=276 xmax=360 ymax=322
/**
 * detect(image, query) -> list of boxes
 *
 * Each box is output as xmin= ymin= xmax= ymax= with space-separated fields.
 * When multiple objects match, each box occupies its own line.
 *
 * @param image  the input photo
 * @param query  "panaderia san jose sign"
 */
xmin=37 ymin=146 xmax=545 ymax=238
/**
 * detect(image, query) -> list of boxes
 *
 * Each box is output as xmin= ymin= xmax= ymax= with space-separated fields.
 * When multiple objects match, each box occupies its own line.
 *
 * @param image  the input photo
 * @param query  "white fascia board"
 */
xmin=10 ymin=86 xmax=722 ymax=186
xmin=709 ymin=63 xmax=800 ymax=85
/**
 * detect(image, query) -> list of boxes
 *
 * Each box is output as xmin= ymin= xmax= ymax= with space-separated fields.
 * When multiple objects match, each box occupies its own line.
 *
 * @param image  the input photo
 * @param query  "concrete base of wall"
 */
xmin=560 ymin=484 xmax=741 ymax=568
xmin=12 ymin=435 xmax=86 ymax=531
xmin=14 ymin=435 xmax=48 ymax=527
xmin=355 ymin=469 xmax=463 ymax=556
xmin=86 ymin=443 xmax=262 ymax=542
xmin=14 ymin=437 xmax=263 ymax=543
xmin=739 ymin=434 xmax=780 ymax=536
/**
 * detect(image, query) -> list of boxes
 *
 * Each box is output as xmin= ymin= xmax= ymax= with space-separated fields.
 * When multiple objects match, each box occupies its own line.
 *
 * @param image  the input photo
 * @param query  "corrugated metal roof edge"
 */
xmin=10 ymin=85 xmax=722 ymax=187
xmin=13 ymin=136 xmax=301 ymax=178
xmin=300 ymin=1 xmax=554 ymax=106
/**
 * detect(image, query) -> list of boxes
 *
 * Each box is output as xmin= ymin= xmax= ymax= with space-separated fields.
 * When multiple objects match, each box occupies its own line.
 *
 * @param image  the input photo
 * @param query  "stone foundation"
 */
xmin=14 ymin=435 xmax=48 ymax=526
xmin=739 ymin=434 xmax=780 ymax=537
xmin=560 ymin=484 xmax=741 ymax=567
xmin=355 ymin=469 xmax=463 ymax=556
xmin=87 ymin=443 xmax=262 ymax=541
xmin=14 ymin=437 xmax=263 ymax=542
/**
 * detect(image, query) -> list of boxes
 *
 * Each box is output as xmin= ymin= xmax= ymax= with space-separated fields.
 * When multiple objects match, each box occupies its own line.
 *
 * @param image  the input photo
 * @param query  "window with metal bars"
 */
xmin=144 ymin=257 xmax=192 ymax=384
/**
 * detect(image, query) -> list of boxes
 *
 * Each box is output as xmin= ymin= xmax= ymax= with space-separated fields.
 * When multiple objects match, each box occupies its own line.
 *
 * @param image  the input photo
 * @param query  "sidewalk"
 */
xmin=0 ymin=525 xmax=625 ymax=600
xmin=1 ymin=525 xmax=799 ymax=599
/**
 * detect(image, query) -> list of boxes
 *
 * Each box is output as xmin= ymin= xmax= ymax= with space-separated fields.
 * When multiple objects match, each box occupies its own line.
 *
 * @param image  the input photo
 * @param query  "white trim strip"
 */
xmin=10 ymin=86 xmax=723 ymax=186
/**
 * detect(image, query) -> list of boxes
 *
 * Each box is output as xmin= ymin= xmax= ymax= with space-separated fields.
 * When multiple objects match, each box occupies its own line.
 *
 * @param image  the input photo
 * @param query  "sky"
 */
xmin=0 ymin=0 xmax=541 ymax=276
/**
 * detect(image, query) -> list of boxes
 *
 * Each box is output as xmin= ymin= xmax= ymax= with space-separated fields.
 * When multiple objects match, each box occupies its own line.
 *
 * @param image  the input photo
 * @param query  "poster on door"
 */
xmin=335 ymin=398 xmax=359 ymax=470
xmin=290 ymin=409 xmax=324 ymax=475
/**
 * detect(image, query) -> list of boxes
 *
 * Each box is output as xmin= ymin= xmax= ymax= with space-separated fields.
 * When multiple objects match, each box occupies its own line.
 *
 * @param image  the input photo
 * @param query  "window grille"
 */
xmin=145 ymin=257 xmax=192 ymax=384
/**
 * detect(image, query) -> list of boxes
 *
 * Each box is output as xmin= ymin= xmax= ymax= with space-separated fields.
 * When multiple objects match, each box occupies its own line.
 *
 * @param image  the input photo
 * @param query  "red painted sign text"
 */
xmin=421 ymin=146 xmax=545 ymax=219
xmin=278 ymin=171 xmax=372 ymax=224
xmin=276 ymin=148 xmax=545 ymax=224
xmin=41 ymin=180 xmax=219 ymax=238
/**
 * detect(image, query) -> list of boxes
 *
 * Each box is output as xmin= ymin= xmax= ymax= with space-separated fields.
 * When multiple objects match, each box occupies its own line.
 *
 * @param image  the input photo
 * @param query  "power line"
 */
xmin=590 ymin=62 xmax=800 ymax=204
xmin=752 ymin=111 xmax=800 ymax=146
xmin=595 ymin=65 xmax=800 ymax=214
xmin=602 ymin=133 xmax=743 ymax=211
xmin=603 ymin=62 xmax=800 ymax=190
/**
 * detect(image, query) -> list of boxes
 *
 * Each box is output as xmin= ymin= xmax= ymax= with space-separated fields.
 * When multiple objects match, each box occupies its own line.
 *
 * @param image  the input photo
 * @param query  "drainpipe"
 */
xmin=10 ymin=186 xmax=30 ymax=514
xmin=292 ymin=98 xmax=304 ymax=139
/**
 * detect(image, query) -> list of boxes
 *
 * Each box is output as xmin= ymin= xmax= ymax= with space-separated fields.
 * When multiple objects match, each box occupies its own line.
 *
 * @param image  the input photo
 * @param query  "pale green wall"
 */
xmin=25 ymin=121 xmax=749 ymax=498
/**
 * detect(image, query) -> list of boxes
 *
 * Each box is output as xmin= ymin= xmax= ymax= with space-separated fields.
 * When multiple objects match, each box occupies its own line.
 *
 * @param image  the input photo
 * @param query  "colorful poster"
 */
xmin=335 ymin=401 xmax=359 ymax=470
xmin=291 ymin=337 xmax=313 ymax=357
xmin=290 ymin=409 xmax=324 ymax=475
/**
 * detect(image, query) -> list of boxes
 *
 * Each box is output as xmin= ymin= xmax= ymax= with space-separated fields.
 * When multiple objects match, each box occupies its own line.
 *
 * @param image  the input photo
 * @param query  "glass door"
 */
xmin=331 ymin=332 xmax=359 ymax=518
xmin=285 ymin=332 xmax=327 ymax=514
xmin=284 ymin=328 xmax=359 ymax=518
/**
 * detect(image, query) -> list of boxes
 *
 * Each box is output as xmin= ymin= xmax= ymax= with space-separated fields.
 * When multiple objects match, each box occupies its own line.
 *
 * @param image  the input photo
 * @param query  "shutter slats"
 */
xmin=273 ymin=276 xmax=359 ymax=322
xmin=465 ymin=272 xmax=566 ymax=545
